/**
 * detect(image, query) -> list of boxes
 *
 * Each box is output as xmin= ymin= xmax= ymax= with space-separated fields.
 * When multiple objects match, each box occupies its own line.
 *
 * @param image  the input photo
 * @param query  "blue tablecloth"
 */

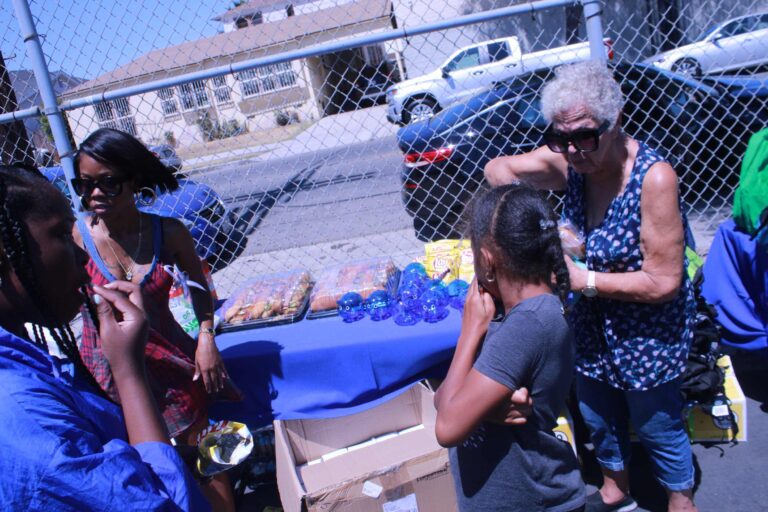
xmin=210 ymin=310 xmax=461 ymax=428
xmin=702 ymin=220 xmax=767 ymax=351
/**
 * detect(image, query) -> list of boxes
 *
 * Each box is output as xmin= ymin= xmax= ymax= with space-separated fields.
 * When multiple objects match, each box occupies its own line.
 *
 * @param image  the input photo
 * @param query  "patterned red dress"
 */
xmin=78 ymin=215 xmax=236 ymax=438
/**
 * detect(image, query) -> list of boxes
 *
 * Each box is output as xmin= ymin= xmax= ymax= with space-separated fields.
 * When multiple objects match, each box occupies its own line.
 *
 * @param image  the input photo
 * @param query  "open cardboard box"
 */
xmin=275 ymin=382 xmax=457 ymax=512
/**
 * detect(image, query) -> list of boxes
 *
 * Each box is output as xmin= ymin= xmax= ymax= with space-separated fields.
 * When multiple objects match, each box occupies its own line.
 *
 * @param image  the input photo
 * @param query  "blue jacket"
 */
xmin=0 ymin=326 xmax=210 ymax=511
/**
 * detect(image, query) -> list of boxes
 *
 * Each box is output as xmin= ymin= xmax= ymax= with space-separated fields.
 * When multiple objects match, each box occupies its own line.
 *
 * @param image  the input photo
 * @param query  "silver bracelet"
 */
xmin=200 ymin=327 xmax=216 ymax=336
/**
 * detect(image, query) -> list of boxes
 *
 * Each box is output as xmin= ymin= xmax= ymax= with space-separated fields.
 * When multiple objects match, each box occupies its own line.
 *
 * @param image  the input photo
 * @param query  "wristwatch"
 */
xmin=582 ymin=270 xmax=598 ymax=298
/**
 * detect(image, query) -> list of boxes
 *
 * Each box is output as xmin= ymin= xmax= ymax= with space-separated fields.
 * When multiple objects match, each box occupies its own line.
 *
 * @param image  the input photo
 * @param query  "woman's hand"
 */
xmin=93 ymin=281 xmax=148 ymax=378
xmin=486 ymin=387 xmax=534 ymax=426
xmin=194 ymin=334 xmax=228 ymax=393
xmin=564 ymin=255 xmax=587 ymax=292
xmin=460 ymin=278 xmax=496 ymax=341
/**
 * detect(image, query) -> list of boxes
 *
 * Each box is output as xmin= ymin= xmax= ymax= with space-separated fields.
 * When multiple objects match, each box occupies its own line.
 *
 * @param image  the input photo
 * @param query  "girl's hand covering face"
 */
xmin=92 ymin=281 xmax=149 ymax=374
xmin=461 ymin=278 xmax=496 ymax=338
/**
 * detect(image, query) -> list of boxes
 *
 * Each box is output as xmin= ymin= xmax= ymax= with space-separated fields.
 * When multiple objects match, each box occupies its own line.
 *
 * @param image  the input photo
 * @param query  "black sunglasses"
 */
xmin=71 ymin=175 xmax=127 ymax=198
xmin=544 ymin=121 xmax=611 ymax=154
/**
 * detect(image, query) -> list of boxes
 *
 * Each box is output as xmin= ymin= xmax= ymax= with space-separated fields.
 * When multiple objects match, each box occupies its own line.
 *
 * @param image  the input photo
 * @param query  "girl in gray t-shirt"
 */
xmin=435 ymin=184 xmax=585 ymax=511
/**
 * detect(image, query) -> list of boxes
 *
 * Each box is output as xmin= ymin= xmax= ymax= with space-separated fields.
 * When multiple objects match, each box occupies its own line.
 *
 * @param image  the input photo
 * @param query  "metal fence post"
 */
xmin=582 ymin=0 xmax=606 ymax=61
xmin=11 ymin=0 xmax=79 ymax=201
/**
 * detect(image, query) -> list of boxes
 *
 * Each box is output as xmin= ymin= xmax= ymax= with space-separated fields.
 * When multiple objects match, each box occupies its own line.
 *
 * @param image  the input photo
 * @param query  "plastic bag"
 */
xmin=309 ymin=258 xmax=398 ymax=313
xmin=196 ymin=420 xmax=254 ymax=477
xmin=558 ymin=219 xmax=586 ymax=261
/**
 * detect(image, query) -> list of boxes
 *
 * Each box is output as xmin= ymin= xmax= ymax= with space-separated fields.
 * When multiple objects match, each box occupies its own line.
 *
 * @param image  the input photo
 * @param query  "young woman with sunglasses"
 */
xmin=485 ymin=61 xmax=697 ymax=512
xmin=73 ymin=128 xmax=239 ymax=512
xmin=0 ymin=166 xmax=209 ymax=510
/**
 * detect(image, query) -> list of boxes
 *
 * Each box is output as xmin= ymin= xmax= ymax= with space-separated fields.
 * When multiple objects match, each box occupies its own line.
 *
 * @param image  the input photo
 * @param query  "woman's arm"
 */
xmin=484 ymin=145 xmax=569 ymax=190
xmin=567 ymin=162 xmax=686 ymax=303
xmin=164 ymin=218 xmax=227 ymax=393
xmin=435 ymin=280 xmax=512 ymax=447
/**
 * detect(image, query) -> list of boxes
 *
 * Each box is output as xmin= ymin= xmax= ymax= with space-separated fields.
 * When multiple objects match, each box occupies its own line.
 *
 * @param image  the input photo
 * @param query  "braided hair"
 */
xmin=0 ymin=166 xmax=103 ymax=392
xmin=468 ymin=183 xmax=570 ymax=307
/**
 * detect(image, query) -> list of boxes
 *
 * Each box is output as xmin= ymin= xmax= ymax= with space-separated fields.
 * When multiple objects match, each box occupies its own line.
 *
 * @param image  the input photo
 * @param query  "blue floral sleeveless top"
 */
xmin=563 ymin=142 xmax=696 ymax=391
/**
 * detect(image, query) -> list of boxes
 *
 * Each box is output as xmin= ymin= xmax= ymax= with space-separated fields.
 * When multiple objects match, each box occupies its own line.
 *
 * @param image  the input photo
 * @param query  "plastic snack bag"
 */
xmin=558 ymin=219 xmax=586 ymax=262
xmin=424 ymin=240 xmax=461 ymax=283
xmin=196 ymin=420 xmax=254 ymax=477
xmin=455 ymin=239 xmax=475 ymax=283
xmin=168 ymin=259 xmax=220 ymax=338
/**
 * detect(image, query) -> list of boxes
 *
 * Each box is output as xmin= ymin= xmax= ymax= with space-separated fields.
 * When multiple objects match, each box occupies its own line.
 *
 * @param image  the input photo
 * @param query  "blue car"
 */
xmin=398 ymin=62 xmax=768 ymax=241
xmin=40 ymin=166 xmax=247 ymax=272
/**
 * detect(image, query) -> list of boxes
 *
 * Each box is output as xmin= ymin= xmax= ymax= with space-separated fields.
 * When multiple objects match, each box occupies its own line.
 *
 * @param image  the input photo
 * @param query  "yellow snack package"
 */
xmin=196 ymin=420 xmax=254 ymax=477
xmin=456 ymin=239 xmax=475 ymax=283
xmin=424 ymin=239 xmax=461 ymax=283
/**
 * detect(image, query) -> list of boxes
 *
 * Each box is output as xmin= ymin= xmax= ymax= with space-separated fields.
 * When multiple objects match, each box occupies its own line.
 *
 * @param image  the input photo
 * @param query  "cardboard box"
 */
xmin=275 ymin=383 xmax=457 ymax=512
xmin=685 ymin=355 xmax=747 ymax=442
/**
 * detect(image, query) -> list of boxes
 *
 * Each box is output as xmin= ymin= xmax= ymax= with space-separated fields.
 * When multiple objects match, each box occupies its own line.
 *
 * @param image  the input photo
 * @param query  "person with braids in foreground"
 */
xmin=435 ymin=184 xmax=585 ymax=512
xmin=485 ymin=61 xmax=697 ymax=512
xmin=0 ymin=167 xmax=209 ymax=510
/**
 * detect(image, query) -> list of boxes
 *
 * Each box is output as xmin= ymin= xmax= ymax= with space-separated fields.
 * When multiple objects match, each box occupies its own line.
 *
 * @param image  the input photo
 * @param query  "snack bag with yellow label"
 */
xmin=456 ymin=239 xmax=475 ymax=283
xmin=424 ymin=239 xmax=460 ymax=283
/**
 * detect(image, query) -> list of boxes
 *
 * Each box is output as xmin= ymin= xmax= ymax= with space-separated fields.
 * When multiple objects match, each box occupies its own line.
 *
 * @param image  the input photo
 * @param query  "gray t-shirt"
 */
xmin=449 ymin=294 xmax=585 ymax=511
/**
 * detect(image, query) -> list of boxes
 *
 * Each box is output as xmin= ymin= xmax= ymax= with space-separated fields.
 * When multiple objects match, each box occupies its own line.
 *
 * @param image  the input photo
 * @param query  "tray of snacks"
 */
xmin=306 ymin=258 xmax=400 ymax=319
xmin=219 ymin=270 xmax=312 ymax=331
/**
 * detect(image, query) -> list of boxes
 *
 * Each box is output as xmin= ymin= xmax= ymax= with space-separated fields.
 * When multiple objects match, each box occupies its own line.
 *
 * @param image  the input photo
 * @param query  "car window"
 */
xmin=719 ymin=18 xmax=750 ymax=37
xmin=487 ymin=41 xmax=511 ymax=62
xmin=511 ymin=94 xmax=546 ymax=128
xmin=756 ymin=14 xmax=768 ymax=30
xmin=444 ymin=47 xmax=482 ymax=72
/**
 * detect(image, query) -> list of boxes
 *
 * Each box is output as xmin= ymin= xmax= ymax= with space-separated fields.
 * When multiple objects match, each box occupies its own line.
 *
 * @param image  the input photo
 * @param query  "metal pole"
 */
xmin=11 ymin=0 xmax=79 ymax=201
xmin=582 ymin=0 xmax=607 ymax=61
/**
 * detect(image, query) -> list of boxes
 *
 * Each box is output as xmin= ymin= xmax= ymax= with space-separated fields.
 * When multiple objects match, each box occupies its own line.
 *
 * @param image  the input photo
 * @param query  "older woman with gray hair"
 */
xmin=485 ymin=60 xmax=697 ymax=512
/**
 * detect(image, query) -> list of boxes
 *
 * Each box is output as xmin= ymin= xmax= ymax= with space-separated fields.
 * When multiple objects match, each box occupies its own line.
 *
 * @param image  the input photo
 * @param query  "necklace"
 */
xmin=98 ymin=214 xmax=143 ymax=281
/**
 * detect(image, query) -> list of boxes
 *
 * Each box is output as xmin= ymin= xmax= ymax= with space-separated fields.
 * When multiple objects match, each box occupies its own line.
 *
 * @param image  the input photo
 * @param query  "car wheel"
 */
xmin=672 ymin=58 xmax=702 ymax=78
xmin=404 ymin=97 xmax=438 ymax=124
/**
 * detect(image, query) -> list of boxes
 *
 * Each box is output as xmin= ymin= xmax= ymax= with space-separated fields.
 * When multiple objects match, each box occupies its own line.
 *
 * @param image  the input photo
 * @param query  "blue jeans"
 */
xmin=576 ymin=374 xmax=694 ymax=492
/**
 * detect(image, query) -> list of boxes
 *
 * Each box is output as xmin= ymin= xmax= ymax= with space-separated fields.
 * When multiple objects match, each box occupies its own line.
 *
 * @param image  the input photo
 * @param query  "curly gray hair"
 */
xmin=540 ymin=60 xmax=624 ymax=128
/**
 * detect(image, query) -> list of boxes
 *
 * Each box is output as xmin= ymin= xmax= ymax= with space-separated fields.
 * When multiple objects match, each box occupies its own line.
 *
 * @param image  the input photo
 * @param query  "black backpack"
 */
xmin=680 ymin=269 xmax=739 ymax=440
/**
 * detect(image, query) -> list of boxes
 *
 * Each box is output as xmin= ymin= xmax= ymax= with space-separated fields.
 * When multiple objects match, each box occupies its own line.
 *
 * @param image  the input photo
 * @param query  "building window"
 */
xmin=212 ymin=76 xmax=232 ymax=104
xmin=94 ymin=98 xmax=137 ymax=136
xmin=251 ymin=12 xmax=263 ymax=24
xmin=178 ymin=80 xmax=211 ymax=111
xmin=158 ymin=88 xmax=179 ymax=115
xmin=237 ymin=63 xmax=297 ymax=98
xmin=235 ymin=17 xmax=248 ymax=29
xmin=286 ymin=4 xmax=295 ymax=16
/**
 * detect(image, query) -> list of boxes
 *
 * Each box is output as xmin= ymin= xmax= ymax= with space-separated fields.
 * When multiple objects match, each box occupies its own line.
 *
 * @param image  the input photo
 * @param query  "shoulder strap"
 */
xmin=76 ymin=218 xmax=117 ymax=282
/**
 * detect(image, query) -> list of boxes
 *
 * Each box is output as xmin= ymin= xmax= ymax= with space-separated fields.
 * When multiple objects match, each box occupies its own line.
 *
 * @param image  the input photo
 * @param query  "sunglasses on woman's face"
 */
xmin=71 ymin=175 xmax=127 ymax=198
xmin=544 ymin=121 xmax=611 ymax=154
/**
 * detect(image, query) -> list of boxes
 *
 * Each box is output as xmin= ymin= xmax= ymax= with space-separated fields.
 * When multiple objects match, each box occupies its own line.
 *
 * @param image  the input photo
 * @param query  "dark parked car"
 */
xmin=149 ymin=144 xmax=183 ymax=173
xmin=398 ymin=62 xmax=768 ymax=241
xmin=40 ymin=166 xmax=247 ymax=272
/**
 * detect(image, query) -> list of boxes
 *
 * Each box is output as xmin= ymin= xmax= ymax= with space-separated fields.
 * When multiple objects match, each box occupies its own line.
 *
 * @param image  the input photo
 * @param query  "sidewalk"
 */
xmin=185 ymin=106 xmax=398 ymax=170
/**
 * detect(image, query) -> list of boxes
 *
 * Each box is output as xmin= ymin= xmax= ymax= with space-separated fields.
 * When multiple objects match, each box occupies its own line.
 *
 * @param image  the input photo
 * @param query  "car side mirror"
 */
xmin=441 ymin=68 xmax=451 ymax=78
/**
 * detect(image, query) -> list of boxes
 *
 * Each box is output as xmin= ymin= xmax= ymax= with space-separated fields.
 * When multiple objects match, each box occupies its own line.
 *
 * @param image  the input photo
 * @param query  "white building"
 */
xmin=62 ymin=0 xmax=402 ymax=148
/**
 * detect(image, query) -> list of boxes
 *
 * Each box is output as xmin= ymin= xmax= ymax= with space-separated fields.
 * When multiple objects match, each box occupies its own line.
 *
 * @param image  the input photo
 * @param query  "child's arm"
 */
xmin=435 ymin=280 xmax=514 ymax=447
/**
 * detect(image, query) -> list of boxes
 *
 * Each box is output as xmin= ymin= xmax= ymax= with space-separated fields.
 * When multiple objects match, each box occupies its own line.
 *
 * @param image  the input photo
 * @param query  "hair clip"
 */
xmin=539 ymin=219 xmax=556 ymax=231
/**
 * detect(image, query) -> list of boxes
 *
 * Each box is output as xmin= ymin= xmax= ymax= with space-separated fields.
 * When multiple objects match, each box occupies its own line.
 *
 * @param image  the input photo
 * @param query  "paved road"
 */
xmin=191 ymin=135 xmax=413 ymax=258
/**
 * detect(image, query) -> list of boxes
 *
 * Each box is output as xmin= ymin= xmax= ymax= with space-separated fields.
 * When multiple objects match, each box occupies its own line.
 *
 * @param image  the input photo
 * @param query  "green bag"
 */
xmin=732 ymin=128 xmax=768 ymax=238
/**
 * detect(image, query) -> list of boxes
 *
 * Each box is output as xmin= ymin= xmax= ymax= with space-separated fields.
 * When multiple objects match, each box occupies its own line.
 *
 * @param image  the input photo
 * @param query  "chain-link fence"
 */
xmin=1 ymin=0 xmax=766 ymax=296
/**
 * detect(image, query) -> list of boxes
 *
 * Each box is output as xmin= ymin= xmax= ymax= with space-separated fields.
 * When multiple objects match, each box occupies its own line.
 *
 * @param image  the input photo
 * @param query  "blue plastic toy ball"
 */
xmin=337 ymin=292 xmax=365 ymax=322
xmin=420 ymin=288 xmax=449 ymax=323
xmin=364 ymin=290 xmax=394 ymax=321
xmin=446 ymin=279 xmax=469 ymax=310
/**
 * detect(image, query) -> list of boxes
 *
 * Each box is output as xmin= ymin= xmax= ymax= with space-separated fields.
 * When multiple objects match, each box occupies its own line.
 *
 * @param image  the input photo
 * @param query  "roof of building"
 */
xmin=212 ymin=0 xmax=285 ymax=21
xmin=64 ymin=0 xmax=392 ymax=100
